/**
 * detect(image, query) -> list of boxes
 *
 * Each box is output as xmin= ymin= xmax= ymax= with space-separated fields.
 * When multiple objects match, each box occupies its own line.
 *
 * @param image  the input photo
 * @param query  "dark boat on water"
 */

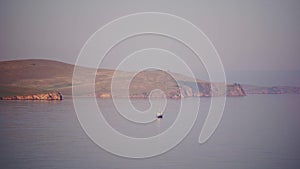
xmin=156 ymin=112 xmax=163 ymax=119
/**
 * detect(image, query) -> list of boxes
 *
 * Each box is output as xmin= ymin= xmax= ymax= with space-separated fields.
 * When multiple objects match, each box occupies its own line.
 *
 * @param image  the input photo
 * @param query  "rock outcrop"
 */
xmin=98 ymin=93 xmax=111 ymax=98
xmin=0 ymin=92 xmax=63 ymax=100
xmin=96 ymin=82 xmax=246 ymax=99
xmin=226 ymin=83 xmax=246 ymax=96
xmin=178 ymin=81 xmax=246 ymax=98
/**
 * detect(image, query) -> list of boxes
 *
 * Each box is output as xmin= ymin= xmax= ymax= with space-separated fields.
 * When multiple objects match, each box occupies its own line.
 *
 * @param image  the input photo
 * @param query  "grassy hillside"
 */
xmin=0 ymin=59 xmax=245 ymax=98
xmin=0 ymin=59 xmax=75 ymax=96
xmin=0 ymin=59 xmax=117 ymax=97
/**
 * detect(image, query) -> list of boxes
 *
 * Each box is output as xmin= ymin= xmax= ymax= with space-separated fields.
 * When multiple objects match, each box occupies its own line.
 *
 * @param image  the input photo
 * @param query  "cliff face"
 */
xmin=0 ymin=92 xmax=63 ymax=100
xmin=98 ymin=81 xmax=246 ymax=99
xmin=178 ymin=82 xmax=246 ymax=98
xmin=226 ymin=83 xmax=246 ymax=96
xmin=97 ymin=70 xmax=246 ymax=99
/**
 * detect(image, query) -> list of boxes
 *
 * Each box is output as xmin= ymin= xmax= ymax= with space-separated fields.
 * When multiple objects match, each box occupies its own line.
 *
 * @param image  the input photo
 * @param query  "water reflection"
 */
xmin=0 ymin=96 xmax=300 ymax=169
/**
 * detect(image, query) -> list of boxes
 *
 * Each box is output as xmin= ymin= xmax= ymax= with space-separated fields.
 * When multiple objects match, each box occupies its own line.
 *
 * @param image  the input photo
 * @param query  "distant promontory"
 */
xmin=0 ymin=59 xmax=248 ymax=100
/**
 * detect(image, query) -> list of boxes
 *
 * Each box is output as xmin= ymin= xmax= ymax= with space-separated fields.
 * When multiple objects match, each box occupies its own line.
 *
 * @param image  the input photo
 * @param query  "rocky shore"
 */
xmin=0 ymin=92 xmax=63 ymax=100
xmin=98 ymin=82 xmax=246 ymax=99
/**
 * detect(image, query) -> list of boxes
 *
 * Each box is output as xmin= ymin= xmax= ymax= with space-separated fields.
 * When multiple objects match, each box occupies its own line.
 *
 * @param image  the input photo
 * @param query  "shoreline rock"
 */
xmin=96 ymin=82 xmax=246 ymax=99
xmin=0 ymin=92 xmax=63 ymax=100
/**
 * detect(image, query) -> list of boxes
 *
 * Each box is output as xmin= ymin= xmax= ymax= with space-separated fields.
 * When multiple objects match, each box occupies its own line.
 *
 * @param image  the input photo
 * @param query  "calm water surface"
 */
xmin=0 ymin=95 xmax=300 ymax=169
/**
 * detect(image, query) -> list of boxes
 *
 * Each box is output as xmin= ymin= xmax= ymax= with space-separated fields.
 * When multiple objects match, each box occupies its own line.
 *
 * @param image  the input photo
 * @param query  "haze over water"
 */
xmin=1 ymin=1 xmax=300 ymax=87
xmin=1 ymin=95 xmax=299 ymax=169
xmin=1 ymin=1 xmax=300 ymax=168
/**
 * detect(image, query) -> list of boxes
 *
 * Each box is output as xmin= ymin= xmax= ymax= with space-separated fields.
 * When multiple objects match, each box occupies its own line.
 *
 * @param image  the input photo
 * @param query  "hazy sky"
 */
xmin=0 ymin=0 xmax=299 ymax=85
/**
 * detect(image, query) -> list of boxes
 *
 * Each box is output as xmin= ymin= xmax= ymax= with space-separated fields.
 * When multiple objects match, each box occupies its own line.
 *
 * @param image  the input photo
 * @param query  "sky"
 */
xmin=0 ymin=0 xmax=299 ymax=86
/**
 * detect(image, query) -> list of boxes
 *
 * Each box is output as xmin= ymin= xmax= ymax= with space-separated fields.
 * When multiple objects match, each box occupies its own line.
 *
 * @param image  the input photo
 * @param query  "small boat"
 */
xmin=156 ymin=112 xmax=163 ymax=119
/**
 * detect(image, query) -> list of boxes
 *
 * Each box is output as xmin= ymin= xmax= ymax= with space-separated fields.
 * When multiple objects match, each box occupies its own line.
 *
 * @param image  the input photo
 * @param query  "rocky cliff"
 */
xmin=178 ymin=81 xmax=246 ymax=98
xmin=0 ymin=91 xmax=63 ymax=100
xmin=97 ymin=70 xmax=246 ymax=99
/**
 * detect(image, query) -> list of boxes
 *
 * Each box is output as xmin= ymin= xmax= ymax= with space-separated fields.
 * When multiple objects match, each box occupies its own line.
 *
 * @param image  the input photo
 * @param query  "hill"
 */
xmin=0 ymin=59 xmax=246 ymax=98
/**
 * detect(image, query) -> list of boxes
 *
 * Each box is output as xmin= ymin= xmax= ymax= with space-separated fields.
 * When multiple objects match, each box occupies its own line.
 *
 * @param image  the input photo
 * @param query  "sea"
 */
xmin=0 ymin=95 xmax=300 ymax=169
